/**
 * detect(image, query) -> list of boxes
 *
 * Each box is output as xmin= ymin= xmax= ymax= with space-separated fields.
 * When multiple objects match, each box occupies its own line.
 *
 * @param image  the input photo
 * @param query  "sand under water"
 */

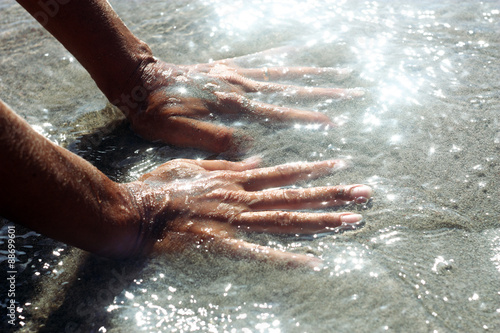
xmin=1 ymin=0 xmax=499 ymax=332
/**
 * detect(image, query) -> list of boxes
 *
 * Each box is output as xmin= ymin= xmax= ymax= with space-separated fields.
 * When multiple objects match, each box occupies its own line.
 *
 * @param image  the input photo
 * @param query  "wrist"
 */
xmin=17 ymin=0 xmax=157 ymax=111
xmin=107 ymin=53 xmax=156 ymax=119
xmin=104 ymin=42 xmax=157 ymax=115
xmin=109 ymin=59 xmax=183 ymax=121
xmin=120 ymin=181 xmax=174 ymax=257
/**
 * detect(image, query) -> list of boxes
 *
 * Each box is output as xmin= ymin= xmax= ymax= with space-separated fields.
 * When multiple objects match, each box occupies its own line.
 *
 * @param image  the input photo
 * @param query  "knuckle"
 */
xmin=209 ymin=188 xmax=238 ymax=202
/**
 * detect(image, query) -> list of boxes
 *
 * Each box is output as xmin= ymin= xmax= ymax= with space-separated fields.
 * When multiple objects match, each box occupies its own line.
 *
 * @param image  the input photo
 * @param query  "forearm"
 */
xmin=0 ymin=100 xmax=140 ymax=257
xmin=15 ymin=0 xmax=155 ymax=103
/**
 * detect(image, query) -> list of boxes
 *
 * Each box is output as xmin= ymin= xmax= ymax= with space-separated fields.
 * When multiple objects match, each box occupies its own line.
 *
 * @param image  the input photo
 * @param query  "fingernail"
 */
xmin=348 ymin=88 xmax=365 ymax=97
xmin=243 ymin=155 xmax=262 ymax=166
xmin=340 ymin=213 xmax=363 ymax=224
xmin=328 ymin=159 xmax=348 ymax=171
xmin=350 ymin=185 xmax=373 ymax=201
xmin=331 ymin=67 xmax=353 ymax=75
xmin=307 ymin=258 xmax=324 ymax=271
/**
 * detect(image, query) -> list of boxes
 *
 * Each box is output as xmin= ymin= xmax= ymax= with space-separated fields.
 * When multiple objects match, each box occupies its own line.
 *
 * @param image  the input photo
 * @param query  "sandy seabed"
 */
xmin=1 ymin=0 xmax=499 ymax=332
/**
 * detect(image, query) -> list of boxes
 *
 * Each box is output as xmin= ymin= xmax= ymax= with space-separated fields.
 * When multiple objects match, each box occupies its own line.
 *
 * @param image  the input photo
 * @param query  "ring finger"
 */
xmin=231 ymin=211 xmax=363 ymax=234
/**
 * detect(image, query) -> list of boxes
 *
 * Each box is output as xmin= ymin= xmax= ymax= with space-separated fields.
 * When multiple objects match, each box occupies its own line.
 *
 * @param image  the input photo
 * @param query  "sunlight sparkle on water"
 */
xmin=386 ymin=193 xmax=396 ymax=201
xmin=378 ymin=73 xmax=421 ymax=105
xmin=389 ymin=134 xmax=402 ymax=144
xmin=429 ymin=146 xmax=436 ymax=156
xmin=214 ymin=0 xmax=323 ymax=32
xmin=363 ymin=113 xmax=381 ymax=129
xmin=491 ymin=236 xmax=500 ymax=273
xmin=176 ymin=86 xmax=188 ymax=95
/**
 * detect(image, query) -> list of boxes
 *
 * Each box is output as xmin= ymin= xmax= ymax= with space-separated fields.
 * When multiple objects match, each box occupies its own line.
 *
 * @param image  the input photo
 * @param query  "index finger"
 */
xmin=188 ymin=156 xmax=262 ymax=171
xmin=238 ymin=160 xmax=347 ymax=191
xmin=231 ymin=66 xmax=353 ymax=82
xmin=141 ymin=115 xmax=237 ymax=153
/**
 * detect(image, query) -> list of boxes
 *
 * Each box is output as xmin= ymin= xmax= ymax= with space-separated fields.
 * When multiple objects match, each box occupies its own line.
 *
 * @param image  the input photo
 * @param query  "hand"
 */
xmin=17 ymin=0 xmax=362 ymax=153
xmin=115 ymin=57 xmax=363 ymax=153
xmin=124 ymin=158 xmax=372 ymax=269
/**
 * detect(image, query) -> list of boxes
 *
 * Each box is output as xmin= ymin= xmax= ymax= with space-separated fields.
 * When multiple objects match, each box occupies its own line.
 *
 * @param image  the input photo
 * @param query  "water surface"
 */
xmin=1 ymin=0 xmax=499 ymax=332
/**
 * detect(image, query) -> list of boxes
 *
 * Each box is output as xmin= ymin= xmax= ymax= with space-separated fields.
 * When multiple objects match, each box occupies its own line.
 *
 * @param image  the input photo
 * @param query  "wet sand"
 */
xmin=1 ymin=0 xmax=499 ymax=332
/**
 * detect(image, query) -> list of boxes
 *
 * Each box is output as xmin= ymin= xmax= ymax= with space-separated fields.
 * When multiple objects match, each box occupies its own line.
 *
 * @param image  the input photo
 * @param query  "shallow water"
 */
xmin=1 ymin=0 xmax=499 ymax=332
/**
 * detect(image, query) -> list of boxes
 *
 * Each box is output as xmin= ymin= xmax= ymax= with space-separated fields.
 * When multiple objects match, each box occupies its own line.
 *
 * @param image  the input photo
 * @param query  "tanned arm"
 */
xmin=0 ymin=99 xmax=141 ymax=257
xmin=15 ymin=0 xmax=155 ymax=104
xmin=15 ymin=0 xmax=363 ymax=153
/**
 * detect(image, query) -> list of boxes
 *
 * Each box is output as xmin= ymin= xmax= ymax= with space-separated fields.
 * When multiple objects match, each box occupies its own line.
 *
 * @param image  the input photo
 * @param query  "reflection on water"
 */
xmin=1 ymin=0 xmax=499 ymax=332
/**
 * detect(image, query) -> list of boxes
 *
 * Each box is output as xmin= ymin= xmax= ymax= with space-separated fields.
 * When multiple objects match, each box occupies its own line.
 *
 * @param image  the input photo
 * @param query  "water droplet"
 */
xmin=355 ymin=196 xmax=368 ymax=204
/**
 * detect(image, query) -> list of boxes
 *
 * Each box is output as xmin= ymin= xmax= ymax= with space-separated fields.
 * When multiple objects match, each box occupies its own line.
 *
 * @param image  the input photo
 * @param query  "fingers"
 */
xmin=213 ymin=92 xmax=334 ymax=125
xmin=236 ymin=159 xmax=347 ymax=191
xmin=213 ymin=237 xmax=323 ymax=269
xmin=237 ymin=184 xmax=373 ymax=210
xmin=210 ymin=44 xmax=353 ymax=82
xmin=231 ymin=211 xmax=363 ymax=234
xmin=136 ymin=115 xmax=238 ymax=153
xmin=187 ymin=156 xmax=261 ymax=171
xmin=210 ymin=45 xmax=297 ymax=67
xmin=219 ymin=72 xmax=364 ymax=99
xmin=232 ymin=66 xmax=353 ymax=82
xmin=153 ymin=220 xmax=324 ymax=269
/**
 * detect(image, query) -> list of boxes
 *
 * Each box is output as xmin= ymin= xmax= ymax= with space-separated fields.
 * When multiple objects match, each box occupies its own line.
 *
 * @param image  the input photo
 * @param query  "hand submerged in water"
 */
xmin=8 ymin=1 xmax=372 ymax=269
xmin=1 ymin=97 xmax=371 ymax=269
xmin=114 ymin=55 xmax=363 ymax=153
xmin=124 ymin=158 xmax=372 ymax=269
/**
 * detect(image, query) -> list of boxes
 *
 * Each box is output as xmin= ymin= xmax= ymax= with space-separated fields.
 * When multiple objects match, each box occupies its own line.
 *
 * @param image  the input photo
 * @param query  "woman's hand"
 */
xmin=124 ymin=158 xmax=372 ymax=269
xmin=9 ymin=1 xmax=372 ymax=268
xmin=1 ymin=100 xmax=371 ymax=267
xmin=115 ymin=58 xmax=363 ymax=153
xmin=16 ymin=0 xmax=362 ymax=153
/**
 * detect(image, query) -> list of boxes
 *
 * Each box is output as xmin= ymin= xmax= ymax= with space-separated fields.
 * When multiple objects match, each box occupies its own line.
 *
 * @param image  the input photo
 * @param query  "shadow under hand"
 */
xmin=38 ymin=255 xmax=146 ymax=333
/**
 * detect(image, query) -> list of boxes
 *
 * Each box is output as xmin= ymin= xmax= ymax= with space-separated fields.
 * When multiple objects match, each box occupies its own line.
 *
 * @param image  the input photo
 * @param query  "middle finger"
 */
xmin=219 ymin=72 xmax=364 ymax=99
xmin=237 ymin=160 xmax=347 ymax=191
xmin=241 ymin=184 xmax=372 ymax=210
